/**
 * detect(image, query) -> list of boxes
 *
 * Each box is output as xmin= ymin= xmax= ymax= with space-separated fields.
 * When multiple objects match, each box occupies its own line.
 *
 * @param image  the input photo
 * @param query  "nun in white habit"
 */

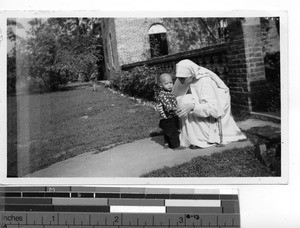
xmin=172 ymin=59 xmax=246 ymax=148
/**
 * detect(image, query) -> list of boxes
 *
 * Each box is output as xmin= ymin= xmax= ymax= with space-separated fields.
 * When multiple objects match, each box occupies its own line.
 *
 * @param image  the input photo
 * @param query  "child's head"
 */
xmin=158 ymin=73 xmax=173 ymax=92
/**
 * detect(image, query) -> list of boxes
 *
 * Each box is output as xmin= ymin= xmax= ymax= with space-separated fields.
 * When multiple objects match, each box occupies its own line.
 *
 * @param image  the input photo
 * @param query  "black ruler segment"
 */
xmin=0 ymin=187 xmax=240 ymax=227
xmin=0 ymin=192 xmax=21 ymax=197
xmin=53 ymin=205 xmax=111 ymax=212
xmin=4 ymin=197 xmax=52 ymax=205
xmin=22 ymin=192 xmax=45 ymax=197
xmin=3 ymin=205 xmax=111 ymax=212
xmin=4 ymin=205 xmax=54 ymax=212
xmin=121 ymin=193 xmax=146 ymax=199
xmin=145 ymin=194 xmax=171 ymax=199
xmin=169 ymin=194 xmax=195 ymax=199
xmin=44 ymin=192 xmax=70 ymax=198
xmin=193 ymin=194 xmax=220 ymax=199
xmin=95 ymin=193 xmax=120 ymax=198
xmin=70 ymin=186 xmax=96 ymax=192
xmin=71 ymin=192 xmax=94 ymax=198
xmin=220 ymin=194 xmax=239 ymax=200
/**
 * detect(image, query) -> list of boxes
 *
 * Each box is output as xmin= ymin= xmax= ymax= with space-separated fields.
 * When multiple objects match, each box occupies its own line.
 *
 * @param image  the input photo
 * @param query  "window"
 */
xmin=148 ymin=24 xmax=168 ymax=58
xmin=218 ymin=18 xmax=228 ymax=42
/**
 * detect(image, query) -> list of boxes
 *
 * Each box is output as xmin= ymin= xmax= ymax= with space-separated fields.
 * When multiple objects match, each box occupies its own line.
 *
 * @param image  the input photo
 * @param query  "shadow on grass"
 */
xmin=59 ymin=82 xmax=93 ymax=91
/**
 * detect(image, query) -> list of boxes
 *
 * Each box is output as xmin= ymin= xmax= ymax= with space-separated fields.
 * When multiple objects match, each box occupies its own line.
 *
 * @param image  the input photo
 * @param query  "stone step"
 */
xmin=250 ymin=111 xmax=281 ymax=124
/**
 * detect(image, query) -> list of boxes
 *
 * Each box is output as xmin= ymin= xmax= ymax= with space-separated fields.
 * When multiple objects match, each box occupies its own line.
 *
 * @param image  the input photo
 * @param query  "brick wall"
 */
xmin=244 ymin=19 xmax=267 ymax=111
xmin=122 ymin=43 xmax=229 ymax=87
xmin=121 ymin=18 xmax=269 ymax=112
xmin=226 ymin=19 xmax=251 ymax=111
xmin=103 ymin=17 xmax=277 ymax=112
xmin=114 ymin=18 xmax=221 ymax=66
xmin=227 ymin=18 xmax=267 ymax=112
xmin=114 ymin=18 xmax=163 ymax=65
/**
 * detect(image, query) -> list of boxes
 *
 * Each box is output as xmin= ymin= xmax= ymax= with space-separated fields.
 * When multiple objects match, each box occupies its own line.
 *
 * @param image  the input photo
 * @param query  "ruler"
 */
xmin=0 ymin=187 xmax=240 ymax=228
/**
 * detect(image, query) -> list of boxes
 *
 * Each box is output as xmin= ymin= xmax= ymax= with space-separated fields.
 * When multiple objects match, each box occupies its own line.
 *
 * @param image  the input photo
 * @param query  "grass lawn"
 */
xmin=141 ymin=146 xmax=276 ymax=177
xmin=7 ymin=83 xmax=160 ymax=176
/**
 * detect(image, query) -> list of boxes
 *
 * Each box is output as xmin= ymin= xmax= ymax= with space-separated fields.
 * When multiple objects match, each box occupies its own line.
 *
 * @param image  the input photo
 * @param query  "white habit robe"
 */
xmin=173 ymin=77 xmax=246 ymax=148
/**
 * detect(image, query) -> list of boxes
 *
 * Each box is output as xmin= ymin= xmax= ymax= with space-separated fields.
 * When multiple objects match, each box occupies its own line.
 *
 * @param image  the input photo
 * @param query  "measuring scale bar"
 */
xmin=0 ymin=187 xmax=240 ymax=228
xmin=1 ymin=212 xmax=240 ymax=228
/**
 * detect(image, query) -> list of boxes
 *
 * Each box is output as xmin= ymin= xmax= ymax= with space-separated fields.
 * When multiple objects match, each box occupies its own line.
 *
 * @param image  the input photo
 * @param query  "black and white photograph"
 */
xmin=1 ymin=11 xmax=287 ymax=184
xmin=1 ymin=0 xmax=300 ymax=226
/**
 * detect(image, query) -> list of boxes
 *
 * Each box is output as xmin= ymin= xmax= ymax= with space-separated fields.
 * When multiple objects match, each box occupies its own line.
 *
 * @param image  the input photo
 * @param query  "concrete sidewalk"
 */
xmin=26 ymin=119 xmax=280 ymax=178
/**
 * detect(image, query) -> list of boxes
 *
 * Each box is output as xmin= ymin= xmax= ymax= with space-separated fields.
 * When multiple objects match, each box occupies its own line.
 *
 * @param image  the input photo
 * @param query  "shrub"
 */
xmin=111 ymin=65 xmax=173 ymax=101
xmin=7 ymin=53 xmax=17 ymax=95
xmin=7 ymin=75 xmax=16 ymax=95
xmin=264 ymin=52 xmax=280 ymax=112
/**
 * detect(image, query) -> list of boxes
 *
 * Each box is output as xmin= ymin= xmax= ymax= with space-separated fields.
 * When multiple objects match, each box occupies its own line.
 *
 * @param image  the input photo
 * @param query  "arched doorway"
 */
xmin=148 ymin=24 xmax=168 ymax=58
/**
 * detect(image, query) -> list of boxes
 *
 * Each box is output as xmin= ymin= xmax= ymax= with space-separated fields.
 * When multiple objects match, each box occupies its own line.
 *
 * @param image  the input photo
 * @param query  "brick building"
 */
xmin=100 ymin=18 xmax=224 ymax=79
xmin=100 ymin=17 xmax=280 ymax=112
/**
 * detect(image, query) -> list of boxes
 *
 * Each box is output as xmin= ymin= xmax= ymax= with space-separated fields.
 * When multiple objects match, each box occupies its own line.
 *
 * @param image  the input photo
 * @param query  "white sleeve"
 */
xmin=190 ymin=78 xmax=219 ymax=118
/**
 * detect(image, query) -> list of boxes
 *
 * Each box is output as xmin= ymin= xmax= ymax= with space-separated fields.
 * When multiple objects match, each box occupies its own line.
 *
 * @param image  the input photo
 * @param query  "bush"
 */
xmin=264 ymin=52 xmax=280 ymax=112
xmin=111 ymin=65 xmax=174 ymax=101
xmin=27 ymin=78 xmax=45 ymax=92
xmin=7 ymin=75 xmax=16 ymax=95
xmin=7 ymin=54 xmax=16 ymax=95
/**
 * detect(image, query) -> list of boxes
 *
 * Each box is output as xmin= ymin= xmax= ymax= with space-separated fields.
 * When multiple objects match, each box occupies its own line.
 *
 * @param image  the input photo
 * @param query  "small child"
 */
xmin=156 ymin=73 xmax=184 ymax=150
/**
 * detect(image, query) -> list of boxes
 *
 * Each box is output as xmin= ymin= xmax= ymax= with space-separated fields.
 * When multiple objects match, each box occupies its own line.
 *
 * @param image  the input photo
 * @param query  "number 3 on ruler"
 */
xmin=179 ymin=217 xmax=184 ymax=224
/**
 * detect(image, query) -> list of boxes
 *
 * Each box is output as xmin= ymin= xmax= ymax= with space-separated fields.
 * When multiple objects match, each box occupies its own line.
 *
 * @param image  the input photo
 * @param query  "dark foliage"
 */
xmin=7 ymin=18 xmax=103 ymax=93
xmin=110 ymin=65 xmax=171 ymax=101
xmin=264 ymin=52 xmax=280 ymax=112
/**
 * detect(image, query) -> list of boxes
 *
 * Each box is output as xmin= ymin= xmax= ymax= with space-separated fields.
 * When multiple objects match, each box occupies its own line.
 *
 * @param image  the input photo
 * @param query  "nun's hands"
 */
xmin=176 ymin=102 xmax=195 ymax=117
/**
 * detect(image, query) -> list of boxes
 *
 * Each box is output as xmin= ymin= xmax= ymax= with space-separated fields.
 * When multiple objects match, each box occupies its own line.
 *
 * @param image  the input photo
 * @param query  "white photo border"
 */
xmin=0 ymin=10 xmax=288 ymax=185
